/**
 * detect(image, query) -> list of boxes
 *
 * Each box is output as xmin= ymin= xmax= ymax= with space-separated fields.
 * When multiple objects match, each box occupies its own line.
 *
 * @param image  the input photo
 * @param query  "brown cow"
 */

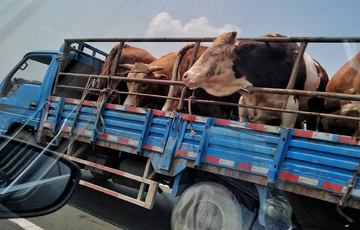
xmin=120 ymin=52 xmax=178 ymax=109
xmin=182 ymin=32 xmax=328 ymax=128
xmin=321 ymin=52 xmax=360 ymax=136
xmin=99 ymin=44 xmax=156 ymax=104
xmin=162 ymin=43 xmax=240 ymax=119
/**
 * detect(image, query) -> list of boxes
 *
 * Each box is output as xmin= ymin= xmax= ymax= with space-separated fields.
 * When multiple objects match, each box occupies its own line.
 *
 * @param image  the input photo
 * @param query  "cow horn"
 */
xmin=148 ymin=66 xmax=164 ymax=72
xmin=225 ymin=31 xmax=237 ymax=44
xmin=119 ymin=64 xmax=134 ymax=70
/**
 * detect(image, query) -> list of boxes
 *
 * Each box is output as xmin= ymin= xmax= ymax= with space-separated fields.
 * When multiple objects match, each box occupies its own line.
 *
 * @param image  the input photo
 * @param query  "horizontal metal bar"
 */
xmin=59 ymin=72 xmax=360 ymax=102
xmin=59 ymin=72 xmax=186 ymax=86
xmin=55 ymin=84 xmax=360 ymax=122
xmin=248 ymin=87 xmax=360 ymax=101
xmin=65 ymin=36 xmax=360 ymax=44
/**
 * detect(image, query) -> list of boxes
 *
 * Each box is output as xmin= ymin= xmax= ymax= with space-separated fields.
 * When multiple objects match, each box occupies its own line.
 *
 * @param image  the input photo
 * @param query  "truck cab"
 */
xmin=0 ymin=51 xmax=59 ymax=136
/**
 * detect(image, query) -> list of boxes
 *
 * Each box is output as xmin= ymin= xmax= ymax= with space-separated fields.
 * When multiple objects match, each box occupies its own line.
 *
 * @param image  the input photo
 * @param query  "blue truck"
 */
xmin=1 ymin=37 xmax=360 ymax=229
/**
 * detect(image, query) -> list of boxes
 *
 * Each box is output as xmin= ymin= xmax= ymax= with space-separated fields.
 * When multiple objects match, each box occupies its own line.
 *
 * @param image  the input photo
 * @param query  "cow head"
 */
xmin=182 ymin=31 xmax=253 ymax=97
xmin=122 ymin=63 xmax=166 ymax=108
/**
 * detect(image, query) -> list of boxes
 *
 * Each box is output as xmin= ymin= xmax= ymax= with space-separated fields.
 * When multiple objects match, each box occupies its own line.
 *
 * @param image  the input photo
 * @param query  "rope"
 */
xmin=337 ymin=166 xmax=360 ymax=223
xmin=94 ymin=88 xmax=116 ymax=135
xmin=68 ymin=76 xmax=93 ymax=155
xmin=187 ymin=90 xmax=197 ymax=137
xmin=70 ymin=77 xmax=93 ymax=134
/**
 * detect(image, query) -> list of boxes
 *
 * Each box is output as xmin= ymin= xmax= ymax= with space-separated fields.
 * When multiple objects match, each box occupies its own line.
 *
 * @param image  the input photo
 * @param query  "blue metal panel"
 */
xmin=268 ymin=128 xmax=292 ymax=184
xmin=137 ymin=110 xmax=153 ymax=153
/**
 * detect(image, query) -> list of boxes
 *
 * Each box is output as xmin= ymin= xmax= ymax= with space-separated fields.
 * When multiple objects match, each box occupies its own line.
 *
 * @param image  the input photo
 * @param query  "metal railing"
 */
xmin=53 ymin=36 xmax=360 ymax=123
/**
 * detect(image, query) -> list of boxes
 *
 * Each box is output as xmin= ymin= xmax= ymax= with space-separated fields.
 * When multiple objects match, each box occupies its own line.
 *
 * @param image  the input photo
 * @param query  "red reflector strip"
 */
xmin=322 ymin=182 xmax=347 ymax=193
xmin=60 ymin=125 xmax=68 ymax=131
xmin=125 ymin=107 xmax=147 ymax=114
xmin=175 ymin=150 xmax=198 ymax=158
xmin=46 ymin=103 xmax=50 ymax=112
xmin=205 ymin=156 xmax=220 ymax=164
xmin=205 ymin=156 xmax=234 ymax=167
xmin=48 ymin=96 xmax=59 ymax=101
xmin=237 ymin=163 xmax=253 ymax=171
xmin=76 ymin=129 xmax=92 ymax=136
xmin=142 ymin=144 xmax=163 ymax=152
xmin=337 ymin=136 xmax=359 ymax=145
xmin=126 ymin=107 xmax=137 ymax=112
xmin=237 ymin=163 xmax=269 ymax=174
xmin=66 ymin=99 xmax=74 ymax=103
xmin=118 ymin=137 xmax=139 ymax=145
xmin=215 ymin=119 xmax=230 ymax=126
xmin=119 ymin=137 xmax=129 ymax=144
xmin=83 ymin=100 xmax=92 ymax=106
xmin=153 ymin=110 xmax=164 ymax=116
xmin=247 ymin=123 xmax=264 ymax=131
xmin=105 ymin=104 xmax=126 ymax=111
xmin=99 ymin=134 xmax=118 ymax=141
xmin=281 ymin=172 xmax=299 ymax=181
xmin=280 ymin=172 xmax=318 ymax=186
xmin=105 ymin=104 xmax=116 ymax=109
xmin=293 ymin=130 xmax=313 ymax=138
xmin=183 ymin=115 xmax=207 ymax=123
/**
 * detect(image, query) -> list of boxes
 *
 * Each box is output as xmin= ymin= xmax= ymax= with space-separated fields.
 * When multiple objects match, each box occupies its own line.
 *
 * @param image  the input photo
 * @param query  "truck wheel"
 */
xmin=14 ymin=130 xmax=35 ymax=143
xmin=171 ymin=182 xmax=243 ymax=230
xmin=90 ymin=171 xmax=111 ymax=180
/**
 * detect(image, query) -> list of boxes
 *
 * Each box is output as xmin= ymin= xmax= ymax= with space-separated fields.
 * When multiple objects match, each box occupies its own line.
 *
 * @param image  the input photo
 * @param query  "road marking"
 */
xmin=9 ymin=218 xmax=44 ymax=230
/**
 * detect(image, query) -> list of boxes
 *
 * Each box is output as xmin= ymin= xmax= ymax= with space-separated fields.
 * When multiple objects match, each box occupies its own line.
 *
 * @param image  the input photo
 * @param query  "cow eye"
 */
xmin=142 ymin=83 xmax=148 ymax=88
xmin=210 ymin=52 xmax=217 ymax=58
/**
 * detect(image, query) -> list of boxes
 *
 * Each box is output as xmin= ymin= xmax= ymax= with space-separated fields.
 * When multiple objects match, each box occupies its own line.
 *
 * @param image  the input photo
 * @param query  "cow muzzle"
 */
xmin=182 ymin=72 xmax=199 ymax=90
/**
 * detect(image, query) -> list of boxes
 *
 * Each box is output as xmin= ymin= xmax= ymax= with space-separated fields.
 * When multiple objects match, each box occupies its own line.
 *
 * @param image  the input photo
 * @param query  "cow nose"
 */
xmin=182 ymin=72 xmax=188 ymax=81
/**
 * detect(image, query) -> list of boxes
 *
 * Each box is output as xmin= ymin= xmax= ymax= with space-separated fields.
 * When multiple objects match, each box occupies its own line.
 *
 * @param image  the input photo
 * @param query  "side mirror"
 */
xmin=0 ymin=135 xmax=80 ymax=218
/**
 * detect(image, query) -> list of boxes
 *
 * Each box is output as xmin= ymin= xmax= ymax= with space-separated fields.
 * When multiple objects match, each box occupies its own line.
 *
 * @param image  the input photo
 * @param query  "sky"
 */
xmin=0 ymin=0 xmax=359 ymax=82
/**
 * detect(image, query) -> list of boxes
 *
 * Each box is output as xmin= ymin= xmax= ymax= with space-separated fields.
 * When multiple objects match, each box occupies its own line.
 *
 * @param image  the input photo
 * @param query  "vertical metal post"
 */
xmin=188 ymin=42 xmax=201 ymax=68
xmin=281 ymin=41 xmax=308 ymax=113
xmin=178 ymin=41 xmax=201 ymax=112
xmin=111 ymin=42 xmax=125 ymax=76
xmin=53 ymin=41 xmax=71 ymax=95
xmin=286 ymin=41 xmax=308 ymax=90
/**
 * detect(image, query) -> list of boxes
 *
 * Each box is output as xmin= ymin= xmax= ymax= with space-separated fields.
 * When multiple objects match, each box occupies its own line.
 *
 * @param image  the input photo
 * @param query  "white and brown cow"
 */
xmin=162 ymin=43 xmax=240 ymax=119
xmin=120 ymin=52 xmax=178 ymax=109
xmin=99 ymin=44 xmax=157 ymax=104
xmin=182 ymin=31 xmax=328 ymax=128
xmin=321 ymin=51 xmax=360 ymax=136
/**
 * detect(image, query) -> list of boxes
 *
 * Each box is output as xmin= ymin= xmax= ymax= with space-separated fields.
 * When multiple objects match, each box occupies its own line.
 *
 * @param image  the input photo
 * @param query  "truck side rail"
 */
xmin=41 ymin=95 xmax=360 ymax=209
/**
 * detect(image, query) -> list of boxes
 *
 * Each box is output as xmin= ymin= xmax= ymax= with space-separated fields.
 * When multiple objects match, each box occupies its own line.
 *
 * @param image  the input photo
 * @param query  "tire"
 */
xmin=90 ymin=170 xmax=111 ymax=180
xmin=14 ymin=130 xmax=35 ymax=143
xmin=171 ymin=182 xmax=243 ymax=230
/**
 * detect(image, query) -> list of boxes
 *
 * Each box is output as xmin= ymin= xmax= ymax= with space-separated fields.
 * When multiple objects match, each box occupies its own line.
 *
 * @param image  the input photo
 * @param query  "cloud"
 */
xmin=145 ymin=12 xmax=241 ymax=37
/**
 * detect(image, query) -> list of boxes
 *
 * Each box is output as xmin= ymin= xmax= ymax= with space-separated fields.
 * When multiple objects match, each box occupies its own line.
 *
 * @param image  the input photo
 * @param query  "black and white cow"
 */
xmin=182 ymin=31 xmax=328 ymax=129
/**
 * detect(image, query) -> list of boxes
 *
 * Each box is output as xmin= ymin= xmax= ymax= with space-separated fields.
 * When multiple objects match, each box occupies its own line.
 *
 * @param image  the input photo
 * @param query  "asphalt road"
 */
xmin=0 ymin=171 xmax=177 ymax=230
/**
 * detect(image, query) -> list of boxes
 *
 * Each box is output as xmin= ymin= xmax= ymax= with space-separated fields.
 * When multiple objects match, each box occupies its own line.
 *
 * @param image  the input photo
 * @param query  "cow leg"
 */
xmin=238 ymin=96 xmax=250 ymax=122
xmin=280 ymin=95 xmax=299 ymax=128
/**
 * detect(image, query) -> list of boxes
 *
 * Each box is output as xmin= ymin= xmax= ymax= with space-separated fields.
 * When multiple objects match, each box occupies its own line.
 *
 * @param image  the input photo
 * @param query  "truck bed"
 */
xmin=41 ymin=95 xmax=360 ymax=209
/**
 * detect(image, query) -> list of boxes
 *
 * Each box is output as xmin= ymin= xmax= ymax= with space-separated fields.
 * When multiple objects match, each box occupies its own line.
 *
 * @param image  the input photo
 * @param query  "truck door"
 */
xmin=0 ymin=54 xmax=55 ymax=135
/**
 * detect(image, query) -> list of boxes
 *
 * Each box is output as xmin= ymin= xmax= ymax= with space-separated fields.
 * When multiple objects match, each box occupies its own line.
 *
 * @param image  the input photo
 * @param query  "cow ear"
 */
xmin=148 ymin=66 xmax=164 ymax=72
xmin=119 ymin=64 xmax=134 ymax=70
xmin=225 ymin=31 xmax=237 ymax=44
xmin=154 ymin=74 xmax=168 ymax=80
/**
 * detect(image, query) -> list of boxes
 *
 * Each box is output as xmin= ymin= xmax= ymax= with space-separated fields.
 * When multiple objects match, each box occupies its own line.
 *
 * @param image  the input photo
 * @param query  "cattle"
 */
xmin=321 ymin=52 xmax=360 ymax=136
xmin=120 ymin=52 xmax=178 ymax=109
xmin=99 ymin=44 xmax=156 ymax=104
xmin=182 ymin=31 xmax=328 ymax=128
xmin=162 ymin=43 xmax=240 ymax=119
